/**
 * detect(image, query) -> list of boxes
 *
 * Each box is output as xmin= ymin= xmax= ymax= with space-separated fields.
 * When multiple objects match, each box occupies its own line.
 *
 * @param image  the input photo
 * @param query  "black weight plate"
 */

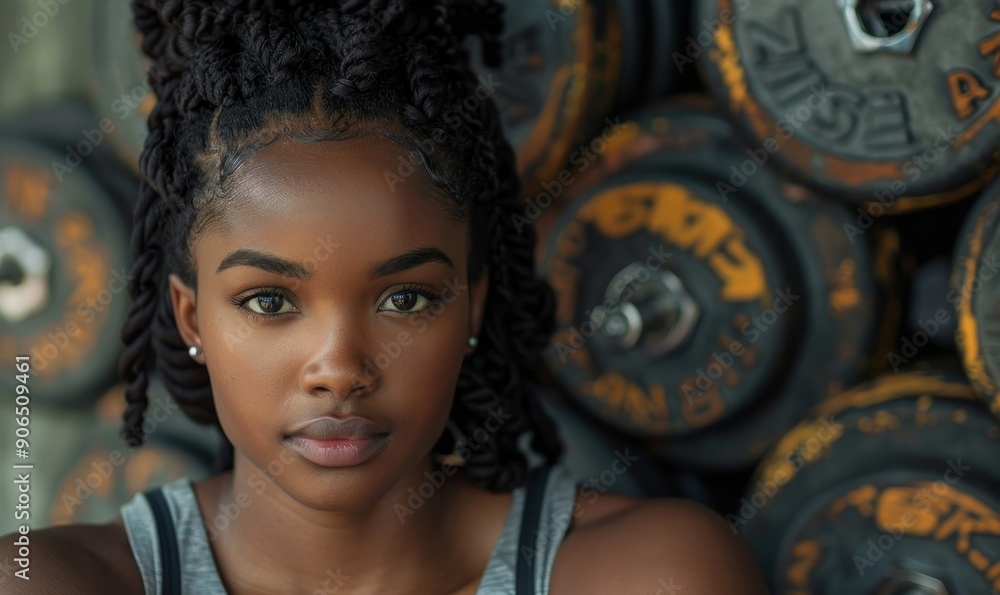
xmin=953 ymin=177 xmax=1000 ymax=414
xmin=0 ymin=133 xmax=132 ymax=406
xmin=538 ymin=103 xmax=889 ymax=469
xmin=90 ymin=0 xmax=153 ymax=176
xmin=738 ymin=371 xmax=1000 ymax=594
xmin=695 ymin=0 xmax=1000 ymax=210
xmin=467 ymin=0 xmax=618 ymax=194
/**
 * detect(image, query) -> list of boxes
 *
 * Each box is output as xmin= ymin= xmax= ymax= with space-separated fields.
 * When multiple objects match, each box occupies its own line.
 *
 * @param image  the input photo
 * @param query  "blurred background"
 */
xmin=2 ymin=0 xmax=1000 ymax=592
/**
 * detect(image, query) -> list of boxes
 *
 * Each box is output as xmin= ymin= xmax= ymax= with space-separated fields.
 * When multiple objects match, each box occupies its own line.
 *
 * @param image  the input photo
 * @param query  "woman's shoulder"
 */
xmin=552 ymin=487 xmax=770 ymax=595
xmin=0 ymin=515 xmax=144 ymax=594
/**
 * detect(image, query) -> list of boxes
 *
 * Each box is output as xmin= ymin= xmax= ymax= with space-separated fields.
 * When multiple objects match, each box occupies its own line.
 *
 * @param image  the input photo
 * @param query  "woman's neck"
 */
xmin=199 ymin=454 xmax=512 ymax=594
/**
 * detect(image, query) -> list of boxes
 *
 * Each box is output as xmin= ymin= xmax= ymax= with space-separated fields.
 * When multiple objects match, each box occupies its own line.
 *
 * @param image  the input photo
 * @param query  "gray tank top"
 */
xmin=120 ymin=464 xmax=579 ymax=594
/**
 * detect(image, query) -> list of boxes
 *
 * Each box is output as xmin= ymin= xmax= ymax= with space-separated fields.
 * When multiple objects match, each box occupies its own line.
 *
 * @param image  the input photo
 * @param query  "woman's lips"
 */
xmin=284 ymin=434 xmax=391 ymax=468
xmin=284 ymin=416 xmax=391 ymax=468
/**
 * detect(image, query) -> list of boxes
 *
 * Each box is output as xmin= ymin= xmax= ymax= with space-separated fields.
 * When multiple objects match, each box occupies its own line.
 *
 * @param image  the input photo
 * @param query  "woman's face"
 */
xmin=169 ymin=132 xmax=487 ymax=511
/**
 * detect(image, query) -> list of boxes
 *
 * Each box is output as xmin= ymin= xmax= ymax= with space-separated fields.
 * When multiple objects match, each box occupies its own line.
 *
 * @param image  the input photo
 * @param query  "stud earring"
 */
xmin=433 ymin=419 xmax=467 ymax=468
xmin=188 ymin=345 xmax=202 ymax=360
xmin=467 ymin=336 xmax=478 ymax=348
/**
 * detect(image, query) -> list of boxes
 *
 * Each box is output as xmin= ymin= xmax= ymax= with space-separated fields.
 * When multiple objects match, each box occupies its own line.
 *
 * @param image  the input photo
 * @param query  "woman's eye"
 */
xmin=381 ymin=290 xmax=431 ymax=313
xmin=243 ymin=292 xmax=295 ymax=316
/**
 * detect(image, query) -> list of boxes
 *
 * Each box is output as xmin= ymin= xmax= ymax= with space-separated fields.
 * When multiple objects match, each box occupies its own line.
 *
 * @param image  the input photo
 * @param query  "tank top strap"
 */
xmin=120 ymin=477 xmax=228 ymax=595
xmin=477 ymin=463 xmax=580 ymax=595
xmin=145 ymin=488 xmax=182 ymax=595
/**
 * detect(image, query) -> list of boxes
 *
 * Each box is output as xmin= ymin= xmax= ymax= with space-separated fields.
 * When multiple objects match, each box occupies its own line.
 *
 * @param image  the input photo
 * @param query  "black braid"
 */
xmin=119 ymin=0 xmax=563 ymax=490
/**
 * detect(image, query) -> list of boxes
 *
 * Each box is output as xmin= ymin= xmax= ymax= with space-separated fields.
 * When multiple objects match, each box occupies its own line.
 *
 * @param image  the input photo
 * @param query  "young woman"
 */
xmin=2 ymin=1 xmax=768 ymax=593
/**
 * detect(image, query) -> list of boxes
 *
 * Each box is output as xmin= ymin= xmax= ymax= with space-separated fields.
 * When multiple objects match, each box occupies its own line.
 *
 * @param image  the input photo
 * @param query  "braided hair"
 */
xmin=118 ymin=0 xmax=563 ymax=491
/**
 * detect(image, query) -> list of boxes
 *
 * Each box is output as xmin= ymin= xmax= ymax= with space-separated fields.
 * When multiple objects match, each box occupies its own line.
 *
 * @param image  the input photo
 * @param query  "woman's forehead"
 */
xmin=193 ymin=134 xmax=468 ymax=273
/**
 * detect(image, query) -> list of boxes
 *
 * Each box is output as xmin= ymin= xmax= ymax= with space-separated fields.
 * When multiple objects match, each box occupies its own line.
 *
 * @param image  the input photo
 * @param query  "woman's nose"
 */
xmin=298 ymin=316 xmax=376 ymax=400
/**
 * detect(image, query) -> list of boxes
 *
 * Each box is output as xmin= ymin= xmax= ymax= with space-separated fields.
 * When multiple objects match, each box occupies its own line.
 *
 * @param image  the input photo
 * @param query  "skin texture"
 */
xmin=0 ymin=134 xmax=770 ymax=595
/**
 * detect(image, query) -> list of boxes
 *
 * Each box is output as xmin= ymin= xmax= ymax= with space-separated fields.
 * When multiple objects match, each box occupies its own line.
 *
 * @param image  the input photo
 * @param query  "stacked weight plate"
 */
xmin=953 ymin=177 xmax=1000 ymax=415
xmin=0 ymin=100 xmax=133 ymax=407
xmin=466 ymin=0 xmax=682 ymax=195
xmin=535 ymin=101 xmax=900 ymax=471
xmin=739 ymin=370 xmax=1000 ymax=594
xmin=695 ymin=0 xmax=1000 ymax=212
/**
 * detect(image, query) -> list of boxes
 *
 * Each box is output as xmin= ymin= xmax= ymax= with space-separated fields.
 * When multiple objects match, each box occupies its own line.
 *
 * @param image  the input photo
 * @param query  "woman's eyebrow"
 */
xmin=216 ymin=248 xmax=312 ymax=279
xmin=214 ymin=246 xmax=453 ymax=279
xmin=371 ymin=247 xmax=454 ymax=278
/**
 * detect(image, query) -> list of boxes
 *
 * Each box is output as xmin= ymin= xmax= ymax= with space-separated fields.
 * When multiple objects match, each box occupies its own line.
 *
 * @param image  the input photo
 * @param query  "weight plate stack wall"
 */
xmin=737 ymin=370 xmax=1000 ymax=594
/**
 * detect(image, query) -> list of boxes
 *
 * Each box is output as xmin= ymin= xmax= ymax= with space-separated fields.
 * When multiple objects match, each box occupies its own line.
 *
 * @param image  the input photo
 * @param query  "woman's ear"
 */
xmin=168 ymin=273 xmax=204 ymax=363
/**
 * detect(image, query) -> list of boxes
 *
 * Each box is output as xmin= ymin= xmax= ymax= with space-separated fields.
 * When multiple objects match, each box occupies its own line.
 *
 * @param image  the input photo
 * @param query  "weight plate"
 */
xmin=0 ymin=133 xmax=132 ymax=406
xmin=467 ymin=0 xmax=618 ymax=194
xmin=537 ymin=103 xmax=890 ymax=469
xmin=696 ymin=0 xmax=1000 ymax=210
xmin=953 ymin=178 xmax=1000 ymax=414
xmin=90 ymin=0 xmax=153 ymax=176
xmin=738 ymin=370 xmax=1000 ymax=594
